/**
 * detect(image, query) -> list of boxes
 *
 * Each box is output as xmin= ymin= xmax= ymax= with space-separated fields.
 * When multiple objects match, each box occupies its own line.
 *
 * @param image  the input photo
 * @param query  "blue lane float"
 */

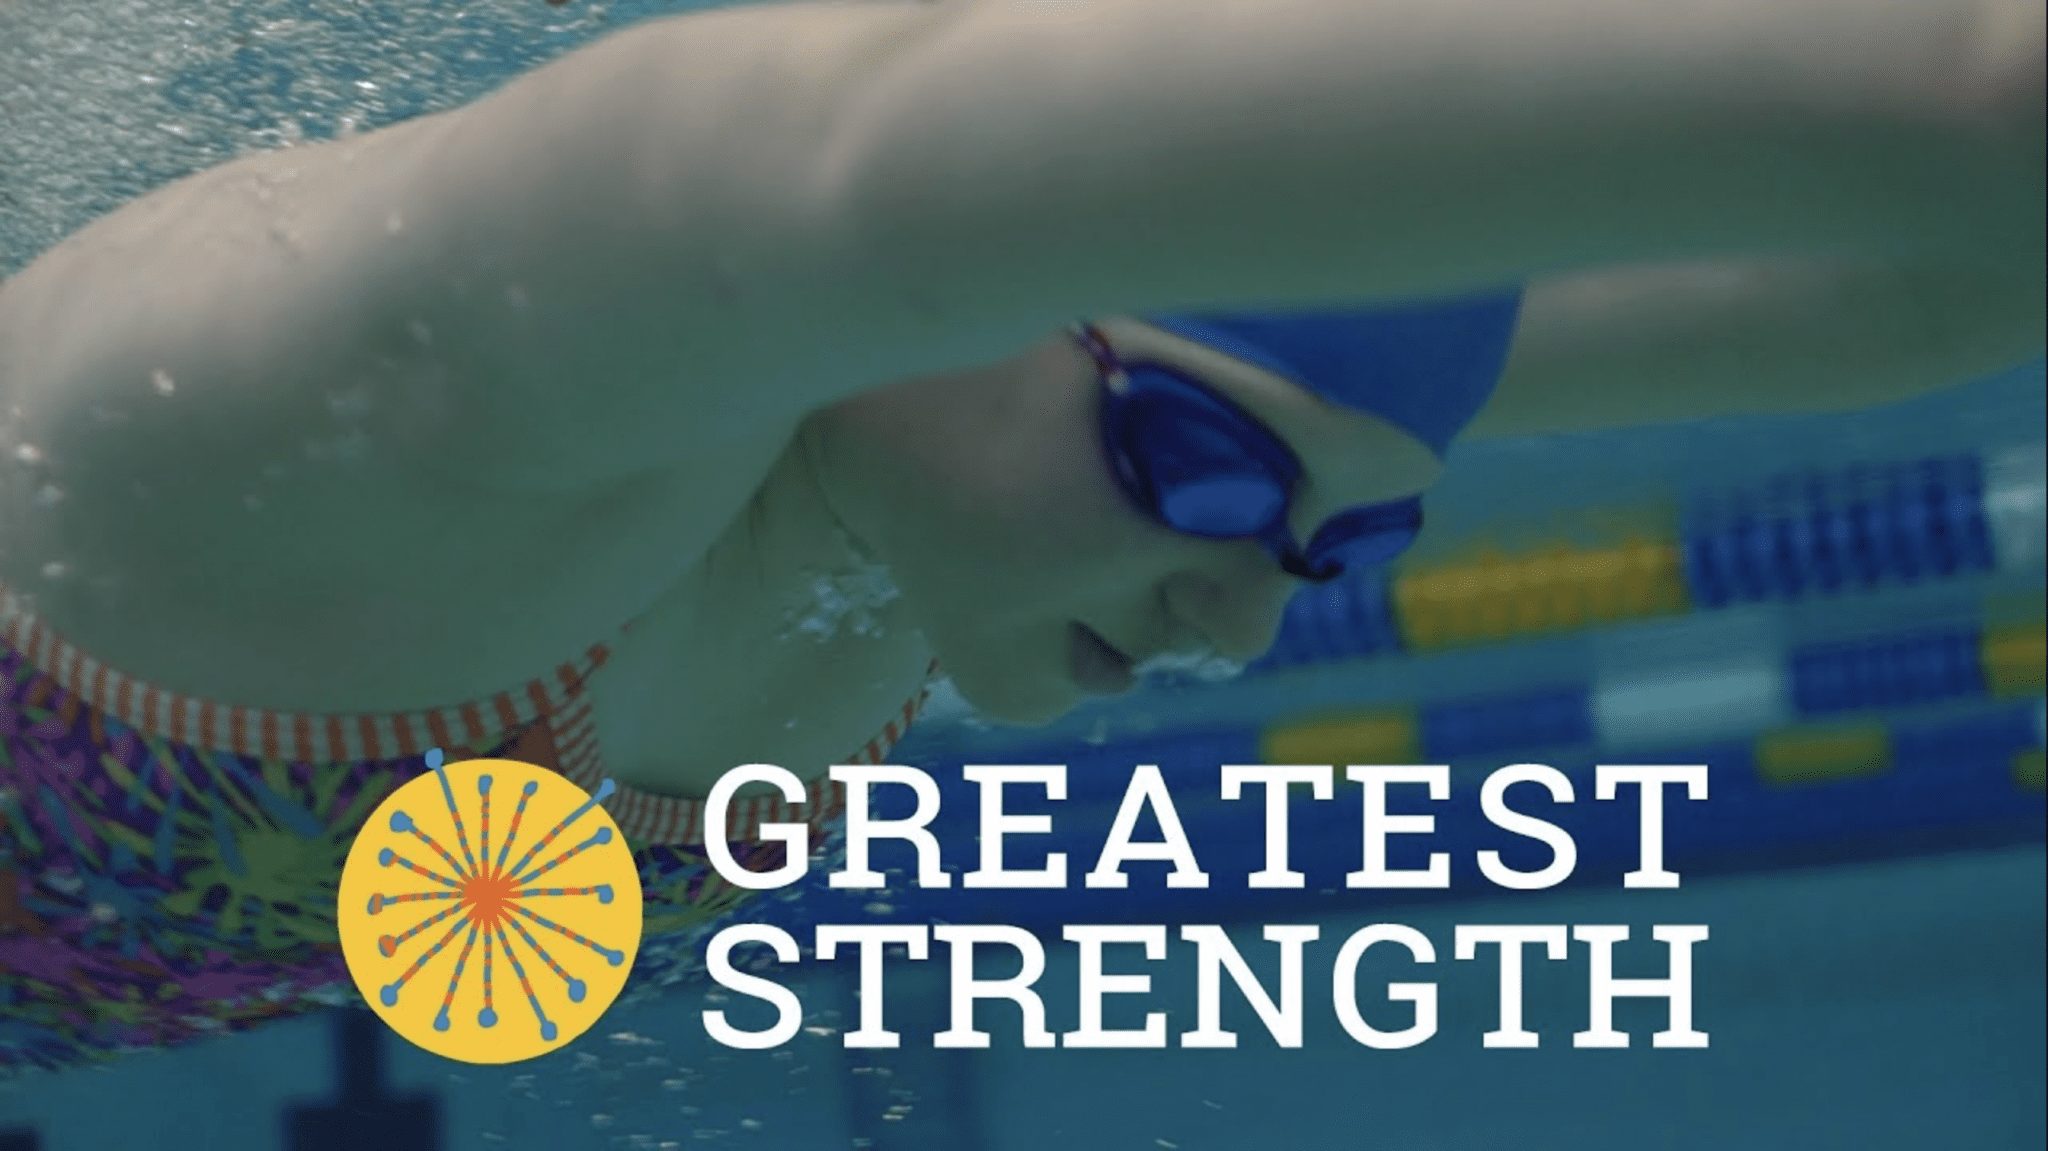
xmin=1253 ymin=444 xmax=2044 ymax=669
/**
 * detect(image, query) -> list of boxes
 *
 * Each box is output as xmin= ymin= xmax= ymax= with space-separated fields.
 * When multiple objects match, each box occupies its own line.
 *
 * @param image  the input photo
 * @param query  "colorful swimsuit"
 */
xmin=0 ymin=587 xmax=930 ymax=1075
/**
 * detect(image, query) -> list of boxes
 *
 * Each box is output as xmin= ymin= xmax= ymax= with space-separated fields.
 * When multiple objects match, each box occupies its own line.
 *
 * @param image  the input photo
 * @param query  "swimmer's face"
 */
xmin=807 ymin=326 xmax=1442 ymax=726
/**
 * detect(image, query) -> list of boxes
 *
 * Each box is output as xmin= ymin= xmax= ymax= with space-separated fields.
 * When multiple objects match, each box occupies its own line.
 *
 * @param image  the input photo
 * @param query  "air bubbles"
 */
xmin=3 ymin=0 xmax=621 ymax=281
xmin=150 ymin=368 xmax=176 ymax=396
xmin=1133 ymin=648 xmax=1247 ymax=685
xmin=13 ymin=443 xmax=45 ymax=466
xmin=33 ymin=483 xmax=64 ymax=508
xmin=325 ymin=385 xmax=372 ymax=420
xmin=781 ymin=562 xmax=902 ymax=644
xmin=385 ymin=210 xmax=405 ymax=236
xmin=40 ymin=561 xmax=70 ymax=582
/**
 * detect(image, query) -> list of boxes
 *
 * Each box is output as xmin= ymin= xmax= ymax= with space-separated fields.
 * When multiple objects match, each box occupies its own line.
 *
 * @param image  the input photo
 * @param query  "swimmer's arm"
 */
xmin=0 ymin=3 xmax=959 ymax=696
xmin=834 ymin=0 xmax=2041 ymax=322
xmin=1465 ymin=257 xmax=2047 ymax=437
xmin=7 ymin=0 xmax=2038 ymax=498
xmin=0 ymin=2 xmax=959 ymax=503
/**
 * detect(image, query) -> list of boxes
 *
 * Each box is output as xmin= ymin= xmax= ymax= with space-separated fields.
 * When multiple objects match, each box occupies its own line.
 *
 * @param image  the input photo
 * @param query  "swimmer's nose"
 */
xmin=1163 ymin=566 xmax=1295 ymax=665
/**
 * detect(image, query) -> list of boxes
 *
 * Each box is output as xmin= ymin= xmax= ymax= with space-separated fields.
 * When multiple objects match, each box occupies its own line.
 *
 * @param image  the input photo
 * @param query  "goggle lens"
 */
xmin=1092 ymin=327 xmax=1425 ymax=582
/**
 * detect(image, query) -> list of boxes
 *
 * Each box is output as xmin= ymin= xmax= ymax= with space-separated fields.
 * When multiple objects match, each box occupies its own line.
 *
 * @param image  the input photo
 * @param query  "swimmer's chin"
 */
xmin=946 ymin=676 xmax=1086 ymax=730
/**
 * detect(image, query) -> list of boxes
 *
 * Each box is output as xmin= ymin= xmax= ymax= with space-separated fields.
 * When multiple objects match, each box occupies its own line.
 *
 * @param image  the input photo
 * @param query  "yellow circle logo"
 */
xmin=337 ymin=750 xmax=643 ymax=1063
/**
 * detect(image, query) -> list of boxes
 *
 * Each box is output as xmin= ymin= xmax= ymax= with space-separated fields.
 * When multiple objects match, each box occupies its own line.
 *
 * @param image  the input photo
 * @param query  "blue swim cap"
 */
xmin=1143 ymin=289 xmax=1524 ymax=457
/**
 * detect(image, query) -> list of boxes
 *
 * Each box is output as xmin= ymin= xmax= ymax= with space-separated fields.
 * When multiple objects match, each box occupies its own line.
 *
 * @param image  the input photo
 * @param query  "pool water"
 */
xmin=3 ymin=3 xmax=2044 ymax=1149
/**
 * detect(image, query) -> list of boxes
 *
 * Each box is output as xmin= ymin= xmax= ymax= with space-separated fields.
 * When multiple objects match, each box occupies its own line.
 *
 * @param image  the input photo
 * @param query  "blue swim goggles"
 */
xmin=1076 ymin=323 xmax=1424 ymax=583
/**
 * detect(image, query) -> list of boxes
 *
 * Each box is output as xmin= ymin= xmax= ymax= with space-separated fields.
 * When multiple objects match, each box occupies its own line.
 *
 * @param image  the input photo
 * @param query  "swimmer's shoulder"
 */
xmin=0 ymin=7 xmax=969 ymax=711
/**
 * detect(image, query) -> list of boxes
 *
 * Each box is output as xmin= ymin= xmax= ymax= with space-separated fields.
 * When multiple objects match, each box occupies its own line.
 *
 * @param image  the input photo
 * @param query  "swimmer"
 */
xmin=0 ymin=0 xmax=2040 ymax=1070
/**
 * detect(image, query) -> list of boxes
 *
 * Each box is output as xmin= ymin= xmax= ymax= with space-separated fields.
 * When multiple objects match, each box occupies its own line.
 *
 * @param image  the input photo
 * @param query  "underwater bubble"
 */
xmin=386 ymin=210 xmax=405 ymax=235
xmin=33 ymin=483 xmax=63 ymax=508
xmin=39 ymin=561 xmax=69 ymax=581
xmin=781 ymin=555 xmax=902 ymax=644
xmin=149 ymin=369 xmax=175 ymax=396
xmin=13 ymin=443 xmax=45 ymax=465
xmin=1133 ymin=648 xmax=1247 ymax=683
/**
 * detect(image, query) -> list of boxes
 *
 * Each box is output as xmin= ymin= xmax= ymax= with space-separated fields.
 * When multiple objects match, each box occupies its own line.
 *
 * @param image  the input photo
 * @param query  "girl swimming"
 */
xmin=1 ymin=0 xmax=2041 ymax=1071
